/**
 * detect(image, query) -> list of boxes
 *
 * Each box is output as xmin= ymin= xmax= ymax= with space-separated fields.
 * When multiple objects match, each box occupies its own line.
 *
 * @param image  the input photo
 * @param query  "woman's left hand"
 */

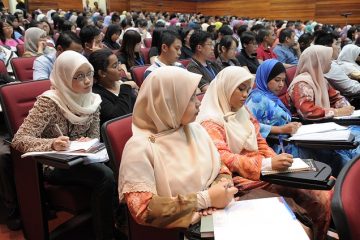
xmin=76 ymin=137 xmax=92 ymax=142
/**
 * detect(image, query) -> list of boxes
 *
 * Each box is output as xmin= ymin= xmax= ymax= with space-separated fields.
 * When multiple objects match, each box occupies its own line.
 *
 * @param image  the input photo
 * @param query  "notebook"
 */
xmin=200 ymin=215 xmax=214 ymax=238
xmin=261 ymin=158 xmax=317 ymax=175
xmin=293 ymin=122 xmax=346 ymax=136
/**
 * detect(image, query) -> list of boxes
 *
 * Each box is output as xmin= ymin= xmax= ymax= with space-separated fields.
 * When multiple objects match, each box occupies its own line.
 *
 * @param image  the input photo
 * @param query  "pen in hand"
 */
xmin=52 ymin=124 xmax=70 ymax=151
xmin=279 ymin=135 xmax=286 ymax=153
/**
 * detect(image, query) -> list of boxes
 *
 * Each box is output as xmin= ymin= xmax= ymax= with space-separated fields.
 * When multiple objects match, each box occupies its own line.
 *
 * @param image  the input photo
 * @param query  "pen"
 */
xmin=279 ymin=135 xmax=286 ymax=153
xmin=55 ymin=124 xmax=63 ymax=137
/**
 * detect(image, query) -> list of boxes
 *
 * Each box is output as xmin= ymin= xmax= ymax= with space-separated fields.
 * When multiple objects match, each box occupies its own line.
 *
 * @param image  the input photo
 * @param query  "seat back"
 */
xmin=140 ymin=47 xmax=150 ymax=64
xmin=0 ymin=60 xmax=7 ymax=75
xmin=16 ymin=44 xmax=25 ymax=56
xmin=331 ymin=155 xmax=360 ymax=240
xmin=102 ymin=115 xmax=183 ymax=240
xmin=144 ymin=38 xmax=152 ymax=48
xmin=131 ymin=65 xmax=149 ymax=87
xmin=0 ymin=79 xmax=51 ymax=137
xmin=11 ymin=56 xmax=37 ymax=82
xmin=179 ymin=58 xmax=191 ymax=68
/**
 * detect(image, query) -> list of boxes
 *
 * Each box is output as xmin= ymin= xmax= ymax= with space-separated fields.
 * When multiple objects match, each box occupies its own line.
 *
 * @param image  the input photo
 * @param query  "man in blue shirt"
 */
xmin=33 ymin=31 xmax=83 ymax=80
xmin=273 ymin=28 xmax=301 ymax=66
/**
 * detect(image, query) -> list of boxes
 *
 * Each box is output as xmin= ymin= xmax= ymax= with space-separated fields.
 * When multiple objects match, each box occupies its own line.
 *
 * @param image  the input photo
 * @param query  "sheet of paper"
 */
xmin=213 ymin=197 xmax=309 ymax=240
xmin=68 ymin=138 xmax=100 ymax=152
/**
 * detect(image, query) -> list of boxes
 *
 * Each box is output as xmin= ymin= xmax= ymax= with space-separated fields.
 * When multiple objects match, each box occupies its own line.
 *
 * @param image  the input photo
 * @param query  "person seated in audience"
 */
xmin=79 ymin=25 xmax=103 ymax=58
xmin=286 ymin=45 xmax=360 ymax=170
xmin=22 ymin=27 xmax=52 ymax=57
xmin=11 ymin=50 xmax=117 ymax=240
xmin=89 ymin=49 xmax=137 ymax=127
xmin=102 ymin=24 xmax=121 ymax=51
xmin=336 ymin=44 xmax=360 ymax=81
xmin=149 ymin=27 xmax=164 ymax=64
xmin=119 ymin=66 xmax=237 ymax=228
xmin=294 ymin=21 xmax=304 ymax=42
xmin=256 ymin=28 xmax=277 ymax=63
xmin=298 ymin=32 xmax=313 ymax=53
xmin=215 ymin=25 xmax=233 ymax=44
xmin=179 ymin=27 xmax=194 ymax=60
xmin=214 ymin=35 xmax=240 ymax=69
xmin=144 ymin=30 xmax=183 ymax=79
xmin=118 ymin=29 xmax=145 ymax=80
xmin=33 ymin=31 xmax=83 ymax=80
xmin=187 ymin=30 xmax=222 ymax=92
xmin=236 ymin=31 xmax=259 ymax=74
xmin=273 ymin=28 xmax=300 ymax=65
xmin=7 ymin=15 xmax=24 ymax=40
xmin=0 ymin=19 xmax=24 ymax=52
xmin=135 ymin=18 xmax=151 ymax=48
xmin=314 ymin=30 xmax=360 ymax=98
xmin=39 ymin=20 xmax=55 ymax=47
xmin=286 ymin=45 xmax=353 ymax=120
xmin=196 ymin=66 xmax=332 ymax=240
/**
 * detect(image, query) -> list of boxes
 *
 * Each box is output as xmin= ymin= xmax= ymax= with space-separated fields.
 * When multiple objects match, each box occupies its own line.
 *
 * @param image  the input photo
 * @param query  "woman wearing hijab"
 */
xmin=197 ymin=66 xmax=332 ymax=240
xmin=336 ymin=44 xmax=360 ymax=80
xmin=11 ymin=51 xmax=116 ymax=240
xmin=102 ymin=24 xmax=121 ymax=51
xmin=246 ymin=59 xmax=304 ymax=154
xmin=286 ymin=45 xmax=360 ymax=173
xmin=287 ymin=45 xmax=354 ymax=120
xmin=119 ymin=66 xmax=237 ymax=228
xmin=22 ymin=27 xmax=52 ymax=57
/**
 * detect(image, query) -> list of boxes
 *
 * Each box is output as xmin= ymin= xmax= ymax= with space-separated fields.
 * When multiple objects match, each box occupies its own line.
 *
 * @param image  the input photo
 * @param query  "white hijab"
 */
xmin=337 ymin=44 xmax=360 ymax=75
xmin=119 ymin=66 xmax=221 ymax=200
xmin=196 ymin=66 xmax=257 ymax=154
xmin=42 ymin=50 xmax=101 ymax=124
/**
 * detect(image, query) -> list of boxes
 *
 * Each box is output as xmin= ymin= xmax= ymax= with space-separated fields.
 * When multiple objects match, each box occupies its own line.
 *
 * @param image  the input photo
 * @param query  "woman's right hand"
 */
xmin=271 ymin=153 xmax=293 ymax=171
xmin=51 ymin=136 xmax=70 ymax=151
xmin=334 ymin=106 xmax=355 ymax=117
xmin=208 ymin=181 xmax=237 ymax=209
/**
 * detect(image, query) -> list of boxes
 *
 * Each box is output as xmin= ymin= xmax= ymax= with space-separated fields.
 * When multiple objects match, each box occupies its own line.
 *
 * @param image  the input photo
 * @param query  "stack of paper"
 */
xmin=212 ymin=197 xmax=309 ymax=240
xmin=289 ymin=122 xmax=351 ymax=141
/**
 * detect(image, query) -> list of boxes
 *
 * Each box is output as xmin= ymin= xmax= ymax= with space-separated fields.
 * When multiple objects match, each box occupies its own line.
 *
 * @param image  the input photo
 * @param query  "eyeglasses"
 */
xmin=73 ymin=71 xmax=94 ymax=81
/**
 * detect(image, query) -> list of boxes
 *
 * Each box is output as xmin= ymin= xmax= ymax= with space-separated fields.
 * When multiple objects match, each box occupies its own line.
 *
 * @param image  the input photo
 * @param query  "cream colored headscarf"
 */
xmin=119 ymin=66 xmax=221 ymax=200
xmin=337 ymin=44 xmax=360 ymax=75
xmin=42 ymin=50 xmax=101 ymax=124
xmin=196 ymin=66 xmax=257 ymax=154
xmin=288 ymin=45 xmax=333 ymax=108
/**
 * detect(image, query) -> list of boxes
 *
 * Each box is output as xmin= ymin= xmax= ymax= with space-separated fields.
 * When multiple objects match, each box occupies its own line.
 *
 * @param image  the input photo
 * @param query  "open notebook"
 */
xmin=261 ymin=158 xmax=317 ymax=175
xmin=210 ymin=197 xmax=309 ymax=240
xmin=21 ymin=138 xmax=105 ymax=158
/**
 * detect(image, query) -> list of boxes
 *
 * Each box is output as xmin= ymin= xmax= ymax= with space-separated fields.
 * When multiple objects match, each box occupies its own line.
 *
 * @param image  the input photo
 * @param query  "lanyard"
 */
xmin=203 ymin=65 xmax=216 ymax=79
xmin=135 ymin=57 xmax=144 ymax=66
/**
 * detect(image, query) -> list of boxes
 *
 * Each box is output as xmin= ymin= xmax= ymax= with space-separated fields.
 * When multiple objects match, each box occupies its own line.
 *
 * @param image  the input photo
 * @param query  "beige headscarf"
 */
xmin=42 ymin=50 xmax=101 ymax=124
xmin=337 ymin=44 xmax=360 ymax=75
xmin=288 ymin=45 xmax=333 ymax=108
xmin=119 ymin=66 xmax=221 ymax=200
xmin=196 ymin=66 xmax=257 ymax=154
xmin=24 ymin=27 xmax=47 ymax=56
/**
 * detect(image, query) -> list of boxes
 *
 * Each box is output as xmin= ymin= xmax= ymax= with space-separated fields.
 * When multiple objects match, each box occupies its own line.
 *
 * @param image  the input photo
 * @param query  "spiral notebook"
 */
xmin=261 ymin=158 xmax=317 ymax=175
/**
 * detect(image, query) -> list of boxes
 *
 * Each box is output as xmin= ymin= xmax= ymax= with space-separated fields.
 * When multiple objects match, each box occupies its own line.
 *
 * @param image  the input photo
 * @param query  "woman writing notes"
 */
xmin=118 ymin=66 xmax=237 ymax=228
xmin=11 ymin=51 xmax=116 ymax=240
xmin=197 ymin=66 xmax=332 ymax=240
